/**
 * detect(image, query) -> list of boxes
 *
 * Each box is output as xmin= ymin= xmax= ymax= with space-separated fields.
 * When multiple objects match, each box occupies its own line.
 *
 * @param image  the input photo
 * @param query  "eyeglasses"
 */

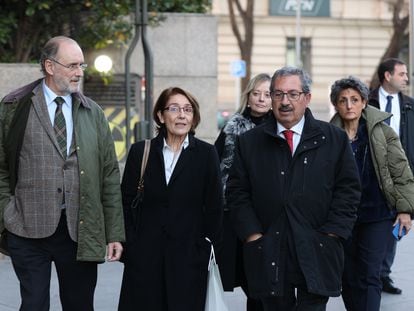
xmin=49 ymin=58 xmax=88 ymax=71
xmin=163 ymin=105 xmax=194 ymax=114
xmin=270 ymin=90 xmax=305 ymax=101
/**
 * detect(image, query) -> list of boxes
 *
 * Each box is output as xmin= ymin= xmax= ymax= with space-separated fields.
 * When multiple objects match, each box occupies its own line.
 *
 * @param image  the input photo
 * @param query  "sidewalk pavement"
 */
xmin=1 ymin=231 xmax=414 ymax=310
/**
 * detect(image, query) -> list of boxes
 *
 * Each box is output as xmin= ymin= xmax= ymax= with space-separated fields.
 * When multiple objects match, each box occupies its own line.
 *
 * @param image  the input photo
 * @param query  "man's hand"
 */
xmin=246 ymin=233 xmax=263 ymax=243
xmin=107 ymin=242 xmax=123 ymax=262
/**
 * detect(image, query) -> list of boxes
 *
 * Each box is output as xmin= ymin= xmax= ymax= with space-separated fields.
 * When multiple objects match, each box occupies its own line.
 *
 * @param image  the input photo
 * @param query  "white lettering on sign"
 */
xmin=284 ymin=0 xmax=316 ymax=11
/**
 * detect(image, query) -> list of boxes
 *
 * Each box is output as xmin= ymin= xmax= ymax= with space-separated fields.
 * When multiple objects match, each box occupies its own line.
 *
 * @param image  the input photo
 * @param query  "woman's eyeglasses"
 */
xmin=163 ymin=105 xmax=194 ymax=114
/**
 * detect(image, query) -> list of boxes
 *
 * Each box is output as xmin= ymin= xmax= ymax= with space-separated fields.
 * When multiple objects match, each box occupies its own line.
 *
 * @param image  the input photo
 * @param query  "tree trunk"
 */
xmin=369 ymin=0 xmax=409 ymax=89
xmin=227 ymin=0 xmax=254 ymax=92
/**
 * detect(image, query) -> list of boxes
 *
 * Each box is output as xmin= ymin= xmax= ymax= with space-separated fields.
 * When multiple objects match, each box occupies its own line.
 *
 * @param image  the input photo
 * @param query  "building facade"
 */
xmin=213 ymin=0 xmax=400 ymax=121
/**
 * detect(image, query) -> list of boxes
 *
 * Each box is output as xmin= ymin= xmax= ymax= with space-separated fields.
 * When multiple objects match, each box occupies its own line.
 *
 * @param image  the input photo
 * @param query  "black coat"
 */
xmin=368 ymin=88 xmax=414 ymax=169
xmin=226 ymin=109 xmax=361 ymax=298
xmin=118 ymin=134 xmax=223 ymax=311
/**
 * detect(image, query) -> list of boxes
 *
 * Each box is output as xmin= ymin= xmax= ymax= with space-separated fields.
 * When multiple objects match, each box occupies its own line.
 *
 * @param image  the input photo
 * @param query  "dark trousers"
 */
xmin=7 ymin=211 xmax=98 ymax=311
xmin=342 ymin=220 xmax=392 ymax=311
xmin=380 ymin=229 xmax=397 ymax=278
xmin=240 ymin=284 xmax=264 ymax=311
xmin=261 ymin=284 xmax=328 ymax=311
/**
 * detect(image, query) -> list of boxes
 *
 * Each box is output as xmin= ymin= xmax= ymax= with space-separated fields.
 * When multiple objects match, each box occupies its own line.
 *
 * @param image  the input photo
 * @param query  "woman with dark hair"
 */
xmin=118 ymin=87 xmax=223 ymax=311
xmin=215 ymin=73 xmax=272 ymax=311
xmin=329 ymin=76 xmax=414 ymax=311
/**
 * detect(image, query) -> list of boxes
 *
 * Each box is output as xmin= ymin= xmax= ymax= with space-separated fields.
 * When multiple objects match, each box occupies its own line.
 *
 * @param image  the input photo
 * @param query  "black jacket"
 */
xmin=226 ymin=109 xmax=361 ymax=298
xmin=119 ymin=133 xmax=223 ymax=310
xmin=369 ymin=88 xmax=414 ymax=170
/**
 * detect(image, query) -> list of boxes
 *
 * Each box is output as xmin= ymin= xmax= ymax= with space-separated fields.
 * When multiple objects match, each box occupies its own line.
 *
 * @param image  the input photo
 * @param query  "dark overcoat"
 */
xmin=227 ymin=109 xmax=361 ymax=299
xmin=118 ymin=133 xmax=223 ymax=311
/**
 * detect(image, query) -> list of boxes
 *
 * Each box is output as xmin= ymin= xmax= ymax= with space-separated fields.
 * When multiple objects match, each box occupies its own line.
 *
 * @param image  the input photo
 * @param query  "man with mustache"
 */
xmin=0 ymin=36 xmax=124 ymax=310
xmin=226 ymin=66 xmax=361 ymax=310
xmin=368 ymin=58 xmax=414 ymax=295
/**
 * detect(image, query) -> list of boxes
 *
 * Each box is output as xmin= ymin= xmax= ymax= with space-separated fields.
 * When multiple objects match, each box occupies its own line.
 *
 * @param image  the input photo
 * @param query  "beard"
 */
xmin=56 ymin=77 xmax=82 ymax=95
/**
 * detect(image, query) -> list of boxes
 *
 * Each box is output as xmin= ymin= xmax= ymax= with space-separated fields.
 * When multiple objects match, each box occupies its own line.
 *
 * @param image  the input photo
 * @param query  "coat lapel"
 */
xmin=31 ymin=84 xmax=64 ymax=158
xmin=167 ymin=135 xmax=195 ymax=186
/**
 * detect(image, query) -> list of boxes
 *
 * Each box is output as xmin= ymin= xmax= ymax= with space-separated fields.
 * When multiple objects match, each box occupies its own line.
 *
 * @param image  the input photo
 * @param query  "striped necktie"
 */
xmin=54 ymin=97 xmax=67 ymax=158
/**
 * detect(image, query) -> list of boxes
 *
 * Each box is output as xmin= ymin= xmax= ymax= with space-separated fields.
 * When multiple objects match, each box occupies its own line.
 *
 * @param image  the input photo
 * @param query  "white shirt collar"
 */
xmin=42 ymin=80 xmax=72 ymax=107
xmin=277 ymin=115 xmax=305 ymax=136
xmin=162 ymin=134 xmax=190 ymax=151
xmin=379 ymin=86 xmax=398 ymax=99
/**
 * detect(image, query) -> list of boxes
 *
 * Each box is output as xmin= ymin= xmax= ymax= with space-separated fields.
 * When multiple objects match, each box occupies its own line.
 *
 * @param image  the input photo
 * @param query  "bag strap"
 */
xmin=137 ymin=139 xmax=151 ymax=191
xmin=205 ymin=237 xmax=216 ymax=270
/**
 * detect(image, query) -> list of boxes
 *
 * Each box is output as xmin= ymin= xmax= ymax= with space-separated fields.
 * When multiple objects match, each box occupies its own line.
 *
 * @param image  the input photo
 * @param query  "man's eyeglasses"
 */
xmin=270 ymin=90 xmax=305 ymax=101
xmin=163 ymin=105 xmax=194 ymax=114
xmin=49 ymin=58 xmax=88 ymax=71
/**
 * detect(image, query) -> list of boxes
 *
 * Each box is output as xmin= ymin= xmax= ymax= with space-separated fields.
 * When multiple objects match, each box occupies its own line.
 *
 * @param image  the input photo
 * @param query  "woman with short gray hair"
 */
xmin=330 ymin=76 xmax=414 ymax=311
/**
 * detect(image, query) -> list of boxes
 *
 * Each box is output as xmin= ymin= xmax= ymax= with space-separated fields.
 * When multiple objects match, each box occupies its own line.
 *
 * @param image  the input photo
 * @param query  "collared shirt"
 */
xmin=379 ymin=86 xmax=400 ymax=136
xmin=42 ymin=80 xmax=74 ymax=156
xmin=277 ymin=115 xmax=305 ymax=154
xmin=162 ymin=135 xmax=189 ymax=184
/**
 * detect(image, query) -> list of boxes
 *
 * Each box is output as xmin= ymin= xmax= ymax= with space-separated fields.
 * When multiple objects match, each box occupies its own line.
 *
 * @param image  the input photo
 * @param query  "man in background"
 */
xmin=368 ymin=58 xmax=414 ymax=295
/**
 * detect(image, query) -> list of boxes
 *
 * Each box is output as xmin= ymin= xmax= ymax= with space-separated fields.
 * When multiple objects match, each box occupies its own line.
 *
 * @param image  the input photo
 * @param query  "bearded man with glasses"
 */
xmin=227 ymin=66 xmax=361 ymax=310
xmin=0 ymin=36 xmax=124 ymax=310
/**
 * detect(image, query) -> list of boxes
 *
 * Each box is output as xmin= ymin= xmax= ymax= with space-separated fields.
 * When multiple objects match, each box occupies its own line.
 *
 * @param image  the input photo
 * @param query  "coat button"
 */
xmin=270 ymin=291 xmax=275 ymax=296
xmin=271 ymin=262 xmax=275 ymax=266
xmin=319 ymin=243 xmax=323 ymax=247
xmin=57 ymin=188 xmax=62 ymax=193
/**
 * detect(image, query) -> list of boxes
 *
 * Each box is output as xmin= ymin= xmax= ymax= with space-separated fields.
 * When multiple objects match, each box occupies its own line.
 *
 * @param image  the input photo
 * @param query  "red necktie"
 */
xmin=283 ymin=130 xmax=294 ymax=154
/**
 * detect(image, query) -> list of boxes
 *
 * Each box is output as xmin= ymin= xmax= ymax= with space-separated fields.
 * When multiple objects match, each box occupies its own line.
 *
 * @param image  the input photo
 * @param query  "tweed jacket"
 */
xmin=0 ymin=79 xmax=125 ymax=262
xmin=3 ymin=85 xmax=81 ymax=241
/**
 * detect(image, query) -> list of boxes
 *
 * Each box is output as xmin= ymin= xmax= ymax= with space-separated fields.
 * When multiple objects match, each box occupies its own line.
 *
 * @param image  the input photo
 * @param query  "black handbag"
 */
xmin=130 ymin=139 xmax=151 ymax=232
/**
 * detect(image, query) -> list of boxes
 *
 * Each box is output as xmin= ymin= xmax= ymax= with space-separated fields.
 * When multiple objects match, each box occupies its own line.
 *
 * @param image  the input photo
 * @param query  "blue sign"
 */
xmin=230 ymin=60 xmax=246 ymax=78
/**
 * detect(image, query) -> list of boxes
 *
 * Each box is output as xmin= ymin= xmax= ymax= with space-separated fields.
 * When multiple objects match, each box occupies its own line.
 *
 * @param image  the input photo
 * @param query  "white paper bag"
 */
xmin=205 ymin=238 xmax=229 ymax=311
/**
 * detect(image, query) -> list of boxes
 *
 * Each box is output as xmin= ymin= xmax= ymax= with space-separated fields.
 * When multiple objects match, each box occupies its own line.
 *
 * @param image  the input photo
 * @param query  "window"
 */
xmin=286 ymin=37 xmax=312 ymax=74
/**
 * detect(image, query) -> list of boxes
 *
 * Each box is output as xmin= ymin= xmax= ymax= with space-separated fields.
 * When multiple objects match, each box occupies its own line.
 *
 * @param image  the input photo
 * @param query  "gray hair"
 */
xmin=270 ymin=66 xmax=312 ymax=93
xmin=39 ymin=36 xmax=79 ymax=75
xmin=330 ymin=76 xmax=369 ymax=106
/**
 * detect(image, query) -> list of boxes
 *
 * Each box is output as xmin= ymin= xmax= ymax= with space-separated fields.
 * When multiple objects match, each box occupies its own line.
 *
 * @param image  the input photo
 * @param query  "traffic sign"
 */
xmin=230 ymin=60 xmax=246 ymax=78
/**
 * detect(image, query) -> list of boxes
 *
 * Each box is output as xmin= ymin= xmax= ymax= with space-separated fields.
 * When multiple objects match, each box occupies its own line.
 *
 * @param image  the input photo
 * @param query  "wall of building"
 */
xmin=87 ymin=13 xmax=218 ymax=143
xmin=213 ymin=0 xmax=395 ymax=121
xmin=0 ymin=64 xmax=43 ymax=100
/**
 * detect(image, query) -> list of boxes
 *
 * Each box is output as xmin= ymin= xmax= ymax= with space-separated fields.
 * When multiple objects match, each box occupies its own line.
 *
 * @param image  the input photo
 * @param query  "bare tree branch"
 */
xmin=369 ymin=0 xmax=409 ymax=89
xmin=227 ymin=0 xmax=254 ymax=91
